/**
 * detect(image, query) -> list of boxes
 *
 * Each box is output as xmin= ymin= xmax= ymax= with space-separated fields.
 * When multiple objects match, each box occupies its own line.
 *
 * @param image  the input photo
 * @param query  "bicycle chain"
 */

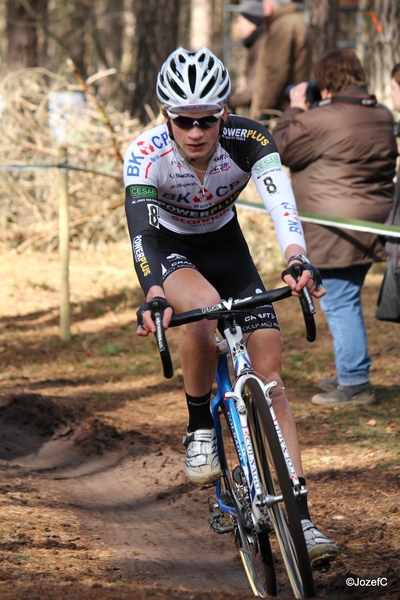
xmin=238 ymin=469 xmax=259 ymax=553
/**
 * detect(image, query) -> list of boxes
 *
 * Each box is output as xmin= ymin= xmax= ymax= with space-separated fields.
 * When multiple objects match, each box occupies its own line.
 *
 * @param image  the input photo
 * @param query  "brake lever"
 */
xmin=292 ymin=265 xmax=316 ymax=343
xmin=301 ymin=285 xmax=316 ymax=315
xmin=150 ymin=300 xmax=173 ymax=379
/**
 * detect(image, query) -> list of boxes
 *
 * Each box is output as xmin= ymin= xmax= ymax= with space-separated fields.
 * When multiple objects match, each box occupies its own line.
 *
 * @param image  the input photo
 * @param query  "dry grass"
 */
xmin=0 ymin=67 xmax=156 ymax=251
xmin=0 ymin=69 xmax=399 ymax=600
xmin=0 ymin=239 xmax=399 ymax=600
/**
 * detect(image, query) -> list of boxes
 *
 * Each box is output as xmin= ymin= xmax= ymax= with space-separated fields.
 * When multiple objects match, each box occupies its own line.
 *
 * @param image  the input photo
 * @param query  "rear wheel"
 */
xmin=246 ymin=378 xmax=316 ymax=598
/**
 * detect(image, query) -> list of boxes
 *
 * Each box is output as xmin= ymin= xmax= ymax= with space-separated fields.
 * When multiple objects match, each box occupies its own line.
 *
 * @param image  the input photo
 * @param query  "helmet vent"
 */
xmin=168 ymin=75 xmax=187 ymax=100
xmin=171 ymin=58 xmax=184 ymax=82
xmin=219 ymin=81 xmax=230 ymax=99
xmin=188 ymin=65 xmax=197 ymax=94
xmin=201 ymin=76 xmax=217 ymax=99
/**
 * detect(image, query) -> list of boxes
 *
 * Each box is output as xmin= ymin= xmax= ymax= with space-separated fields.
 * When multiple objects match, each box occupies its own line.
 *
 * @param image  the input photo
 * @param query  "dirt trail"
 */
xmin=0 ymin=390 xmax=398 ymax=600
xmin=0 ymin=244 xmax=399 ymax=599
xmin=19 ymin=440 xmax=250 ymax=592
xmin=0 ymin=392 xmax=258 ymax=598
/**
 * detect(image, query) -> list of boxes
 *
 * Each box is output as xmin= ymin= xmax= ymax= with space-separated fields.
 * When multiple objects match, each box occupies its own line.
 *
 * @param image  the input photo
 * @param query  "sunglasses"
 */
xmin=167 ymin=108 xmax=224 ymax=131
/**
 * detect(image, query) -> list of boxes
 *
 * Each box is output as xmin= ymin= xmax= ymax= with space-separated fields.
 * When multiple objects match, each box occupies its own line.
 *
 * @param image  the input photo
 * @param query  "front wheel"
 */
xmin=219 ymin=404 xmax=277 ymax=597
xmin=246 ymin=378 xmax=316 ymax=599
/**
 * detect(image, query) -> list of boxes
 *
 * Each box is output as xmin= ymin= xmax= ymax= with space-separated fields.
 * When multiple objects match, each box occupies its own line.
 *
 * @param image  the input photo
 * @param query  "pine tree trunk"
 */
xmin=309 ymin=0 xmax=339 ymax=68
xmin=365 ymin=0 xmax=400 ymax=104
xmin=6 ymin=0 xmax=48 ymax=69
xmin=130 ymin=0 xmax=181 ymax=123
xmin=190 ymin=0 xmax=212 ymax=49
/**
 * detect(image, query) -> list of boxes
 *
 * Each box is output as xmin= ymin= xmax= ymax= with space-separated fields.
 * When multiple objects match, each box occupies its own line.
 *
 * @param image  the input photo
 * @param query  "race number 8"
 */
xmin=148 ymin=203 xmax=160 ymax=228
xmin=263 ymin=176 xmax=277 ymax=194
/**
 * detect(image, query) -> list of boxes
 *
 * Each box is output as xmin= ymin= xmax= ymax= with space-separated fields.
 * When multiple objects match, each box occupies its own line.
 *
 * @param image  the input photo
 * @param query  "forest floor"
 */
xmin=0 ymin=217 xmax=399 ymax=600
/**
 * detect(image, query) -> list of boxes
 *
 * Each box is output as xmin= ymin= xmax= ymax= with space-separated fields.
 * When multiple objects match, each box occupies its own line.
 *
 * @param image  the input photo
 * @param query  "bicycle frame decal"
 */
xmin=271 ymin=409 xmax=300 ymax=488
xmin=242 ymin=423 xmax=263 ymax=502
xmin=224 ymin=325 xmax=252 ymax=377
xmin=226 ymin=406 xmax=244 ymax=463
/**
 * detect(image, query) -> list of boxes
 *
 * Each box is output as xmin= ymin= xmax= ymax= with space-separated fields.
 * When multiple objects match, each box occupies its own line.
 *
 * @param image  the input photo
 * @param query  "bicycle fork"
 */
xmin=210 ymin=357 xmax=306 ymax=537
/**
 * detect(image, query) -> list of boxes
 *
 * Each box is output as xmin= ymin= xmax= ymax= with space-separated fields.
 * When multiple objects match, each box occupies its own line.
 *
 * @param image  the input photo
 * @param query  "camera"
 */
xmin=284 ymin=80 xmax=322 ymax=107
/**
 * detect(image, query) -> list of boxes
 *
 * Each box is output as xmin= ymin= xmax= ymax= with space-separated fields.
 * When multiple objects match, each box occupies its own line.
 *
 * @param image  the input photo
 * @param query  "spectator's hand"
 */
xmin=289 ymin=82 xmax=308 ymax=110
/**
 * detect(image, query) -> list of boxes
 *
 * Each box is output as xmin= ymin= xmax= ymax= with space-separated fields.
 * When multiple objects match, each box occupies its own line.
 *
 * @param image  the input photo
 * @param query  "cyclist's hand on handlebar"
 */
xmin=136 ymin=287 xmax=173 ymax=337
xmin=281 ymin=263 xmax=326 ymax=299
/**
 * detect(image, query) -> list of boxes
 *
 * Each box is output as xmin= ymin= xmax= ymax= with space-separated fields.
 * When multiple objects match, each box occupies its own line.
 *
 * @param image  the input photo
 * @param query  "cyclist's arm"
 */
xmin=251 ymin=151 xmax=305 ymax=252
xmin=124 ymin=187 xmax=173 ymax=335
xmin=124 ymin=186 xmax=163 ymax=295
xmin=251 ymin=153 xmax=325 ymax=298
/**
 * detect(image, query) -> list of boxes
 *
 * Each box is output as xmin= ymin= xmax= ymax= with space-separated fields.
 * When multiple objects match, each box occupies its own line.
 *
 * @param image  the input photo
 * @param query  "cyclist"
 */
xmin=123 ymin=46 xmax=338 ymax=566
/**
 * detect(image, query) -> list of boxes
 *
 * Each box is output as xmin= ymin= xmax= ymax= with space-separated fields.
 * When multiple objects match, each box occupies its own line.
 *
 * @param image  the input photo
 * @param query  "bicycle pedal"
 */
xmin=312 ymin=559 xmax=331 ymax=572
xmin=210 ymin=515 xmax=234 ymax=534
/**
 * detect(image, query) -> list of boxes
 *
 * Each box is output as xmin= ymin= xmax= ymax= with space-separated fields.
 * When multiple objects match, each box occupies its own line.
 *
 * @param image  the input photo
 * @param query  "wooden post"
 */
xmin=49 ymin=91 xmax=86 ymax=342
xmin=58 ymin=146 xmax=71 ymax=341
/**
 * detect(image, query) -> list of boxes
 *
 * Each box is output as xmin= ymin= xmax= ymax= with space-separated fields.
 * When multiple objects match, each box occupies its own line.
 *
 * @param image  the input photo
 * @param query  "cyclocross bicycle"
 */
xmin=147 ymin=277 xmax=317 ymax=598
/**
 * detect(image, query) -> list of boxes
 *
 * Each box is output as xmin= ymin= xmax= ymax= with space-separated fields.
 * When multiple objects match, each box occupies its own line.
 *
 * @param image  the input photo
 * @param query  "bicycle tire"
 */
xmin=246 ymin=378 xmax=316 ymax=599
xmin=219 ymin=405 xmax=277 ymax=597
xmin=246 ymin=385 xmax=304 ymax=597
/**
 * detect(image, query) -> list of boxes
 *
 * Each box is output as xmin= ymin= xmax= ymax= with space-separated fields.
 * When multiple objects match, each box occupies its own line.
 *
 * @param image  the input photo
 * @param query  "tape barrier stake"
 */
xmin=58 ymin=147 xmax=71 ymax=342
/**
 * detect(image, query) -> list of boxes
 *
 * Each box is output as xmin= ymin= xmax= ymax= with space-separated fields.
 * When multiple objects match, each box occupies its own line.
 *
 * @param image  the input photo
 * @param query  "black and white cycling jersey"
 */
xmin=124 ymin=114 xmax=306 ymax=294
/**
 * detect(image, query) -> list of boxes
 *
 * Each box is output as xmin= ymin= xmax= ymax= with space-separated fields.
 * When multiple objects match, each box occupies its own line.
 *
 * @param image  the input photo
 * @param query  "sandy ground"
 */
xmin=0 ymin=240 xmax=399 ymax=600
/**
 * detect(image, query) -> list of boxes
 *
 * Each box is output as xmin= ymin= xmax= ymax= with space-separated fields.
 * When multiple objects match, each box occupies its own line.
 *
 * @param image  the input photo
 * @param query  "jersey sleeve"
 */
xmin=123 ymin=125 xmax=173 ymax=295
xmin=125 ymin=185 xmax=163 ymax=295
xmin=123 ymin=133 xmax=165 ymax=296
xmin=221 ymin=115 xmax=306 ymax=255
xmin=252 ymin=151 xmax=307 ymax=254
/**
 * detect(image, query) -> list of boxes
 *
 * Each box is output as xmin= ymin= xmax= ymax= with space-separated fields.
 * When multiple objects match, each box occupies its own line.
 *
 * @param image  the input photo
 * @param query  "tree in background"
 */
xmin=6 ymin=0 xmax=48 ymax=69
xmin=307 ymin=0 xmax=400 ymax=106
xmin=3 ymin=1 xmax=400 ymax=117
xmin=190 ymin=0 xmax=212 ymax=49
xmin=365 ymin=0 xmax=400 ymax=105
xmin=130 ymin=0 xmax=181 ymax=123
xmin=308 ymin=0 xmax=339 ymax=66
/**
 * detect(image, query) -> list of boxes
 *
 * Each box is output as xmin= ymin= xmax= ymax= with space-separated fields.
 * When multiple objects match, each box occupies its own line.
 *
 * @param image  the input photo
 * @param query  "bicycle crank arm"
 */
xmin=256 ymin=493 xmax=284 ymax=508
xmin=210 ymin=517 xmax=234 ymax=534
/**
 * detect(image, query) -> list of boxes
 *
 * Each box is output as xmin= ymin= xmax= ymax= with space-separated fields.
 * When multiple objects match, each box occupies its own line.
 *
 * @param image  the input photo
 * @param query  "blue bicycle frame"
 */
xmin=211 ymin=352 xmax=239 ymax=521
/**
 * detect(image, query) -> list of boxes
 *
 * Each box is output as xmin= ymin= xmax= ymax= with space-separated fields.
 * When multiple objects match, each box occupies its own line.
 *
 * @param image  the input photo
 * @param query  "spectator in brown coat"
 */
xmin=273 ymin=48 xmax=397 ymax=407
xmin=250 ymin=0 xmax=311 ymax=121
xmin=384 ymin=63 xmax=400 ymax=279
xmin=229 ymin=1 xmax=265 ymax=115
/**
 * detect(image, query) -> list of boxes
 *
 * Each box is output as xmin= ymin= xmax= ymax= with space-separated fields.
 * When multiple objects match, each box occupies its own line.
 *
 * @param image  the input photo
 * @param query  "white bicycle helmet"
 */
xmin=156 ymin=46 xmax=231 ymax=113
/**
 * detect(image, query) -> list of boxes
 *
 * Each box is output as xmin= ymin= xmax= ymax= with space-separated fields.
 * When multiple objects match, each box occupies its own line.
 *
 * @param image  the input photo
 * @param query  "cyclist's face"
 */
xmin=169 ymin=109 xmax=226 ymax=162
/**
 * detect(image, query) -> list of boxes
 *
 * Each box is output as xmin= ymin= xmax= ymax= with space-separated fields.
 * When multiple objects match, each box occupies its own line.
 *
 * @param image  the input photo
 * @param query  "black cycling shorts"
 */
xmin=157 ymin=213 xmax=279 ymax=334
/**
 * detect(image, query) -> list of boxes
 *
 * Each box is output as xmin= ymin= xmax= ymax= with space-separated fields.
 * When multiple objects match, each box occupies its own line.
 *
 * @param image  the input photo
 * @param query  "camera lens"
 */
xmin=284 ymin=84 xmax=295 ymax=102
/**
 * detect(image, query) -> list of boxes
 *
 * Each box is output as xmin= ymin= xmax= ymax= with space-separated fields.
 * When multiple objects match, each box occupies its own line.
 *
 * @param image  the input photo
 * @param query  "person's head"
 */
xmin=314 ymin=48 xmax=367 ymax=95
xmin=390 ymin=63 xmax=400 ymax=111
xmin=263 ymin=0 xmax=291 ymax=16
xmin=235 ymin=0 xmax=264 ymax=40
xmin=238 ymin=0 xmax=264 ymax=33
xmin=157 ymin=47 xmax=231 ymax=164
